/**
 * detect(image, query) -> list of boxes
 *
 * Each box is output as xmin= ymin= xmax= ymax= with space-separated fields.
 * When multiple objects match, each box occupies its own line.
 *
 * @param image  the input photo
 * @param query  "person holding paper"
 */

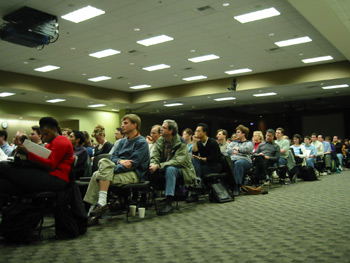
xmin=304 ymin=136 xmax=317 ymax=168
xmin=0 ymin=117 xmax=74 ymax=196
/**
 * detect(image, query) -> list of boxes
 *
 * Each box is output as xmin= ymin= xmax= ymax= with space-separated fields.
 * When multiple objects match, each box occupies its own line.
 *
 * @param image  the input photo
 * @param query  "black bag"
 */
xmin=54 ymin=182 xmax=88 ymax=239
xmin=0 ymin=201 xmax=44 ymax=243
xmin=209 ymin=182 xmax=234 ymax=203
xmin=300 ymin=166 xmax=317 ymax=181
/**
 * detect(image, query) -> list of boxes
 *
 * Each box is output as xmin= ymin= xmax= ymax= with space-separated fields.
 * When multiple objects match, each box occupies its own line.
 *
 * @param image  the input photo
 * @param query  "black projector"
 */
xmin=0 ymin=6 xmax=58 ymax=48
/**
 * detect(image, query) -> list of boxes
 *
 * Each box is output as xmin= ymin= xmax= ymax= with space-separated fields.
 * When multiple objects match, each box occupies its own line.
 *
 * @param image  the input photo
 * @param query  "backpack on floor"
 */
xmin=300 ymin=166 xmax=317 ymax=181
xmin=209 ymin=182 xmax=234 ymax=203
xmin=0 ymin=201 xmax=44 ymax=243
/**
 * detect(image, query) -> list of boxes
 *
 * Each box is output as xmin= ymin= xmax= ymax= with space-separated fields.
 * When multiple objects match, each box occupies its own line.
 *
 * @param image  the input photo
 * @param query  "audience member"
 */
xmin=275 ymin=128 xmax=290 ymax=166
xmin=333 ymin=135 xmax=344 ymax=170
xmin=304 ymin=136 xmax=317 ymax=169
xmin=192 ymin=123 xmax=223 ymax=180
xmin=62 ymin=128 xmax=72 ymax=138
xmin=216 ymin=129 xmax=229 ymax=153
xmin=0 ymin=117 xmax=74 ymax=196
xmin=225 ymin=124 xmax=253 ymax=195
xmin=92 ymin=124 xmax=113 ymax=159
xmin=318 ymin=134 xmax=332 ymax=174
xmin=146 ymin=124 xmax=161 ymax=152
xmin=149 ymin=120 xmax=196 ymax=215
xmin=311 ymin=133 xmax=324 ymax=161
xmin=83 ymin=131 xmax=94 ymax=157
xmin=253 ymin=129 xmax=280 ymax=182
xmin=69 ymin=130 xmax=88 ymax=179
xmin=291 ymin=134 xmax=306 ymax=166
xmin=182 ymin=128 xmax=194 ymax=153
xmin=0 ymin=130 xmax=13 ymax=155
xmin=84 ymin=114 xmax=149 ymax=220
xmin=109 ymin=127 xmax=124 ymax=155
xmin=12 ymin=130 xmax=27 ymax=151
xmin=252 ymin=131 xmax=264 ymax=153
xmin=30 ymin=125 xmax=44 ymax=146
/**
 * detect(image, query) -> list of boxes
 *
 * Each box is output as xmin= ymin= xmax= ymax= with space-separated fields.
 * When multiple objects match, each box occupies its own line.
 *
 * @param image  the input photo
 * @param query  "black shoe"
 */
xmin=158 ymin=204 xmax=173 ymax=215
xmin=87 ymin=216 xmax=99 ymax=227
xmin=185 ymin=195 xmax=198 ymax=203
xmin=90 ymin=204 xmax=110 ymax=216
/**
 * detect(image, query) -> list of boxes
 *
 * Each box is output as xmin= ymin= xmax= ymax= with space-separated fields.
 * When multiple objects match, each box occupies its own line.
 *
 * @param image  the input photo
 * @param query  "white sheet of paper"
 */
xmin=23 ymin=139 xmax=51 ymax=158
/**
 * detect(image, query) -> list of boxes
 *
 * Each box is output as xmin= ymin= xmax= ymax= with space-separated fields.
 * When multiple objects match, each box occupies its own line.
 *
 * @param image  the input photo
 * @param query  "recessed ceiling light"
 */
xmin=111 ymin=109 xmax=120 ymax=112
xmin=182 ymin=75 xmax=208 ymax=81
xmin=275 ymin=36 xmax=312 ymax=47
xmin=234 ymin=7 xmax=280 ymax=23
xmin=188 ymin=54 xmax=220 ymax=63
xmin=302 ymin=56 xmax=333 ymax=63
xmin=34 ymin=65 xmax=60 ymax=72
xmin=164 ymin=103 xmax=183 ymax=107
xmin=137 ymin=35 xmax=174 ymax=46
xmin=223 ymin=3 xmax=230 ymax=7
xmin=88 ymin=104 xmax=106 ymax=108
xmin=322 ymin=84 xmax=349 ymax=89
xmin=88 ymin=76 xmax=111 ymax=82
xmin=0 ymin=92 xmax=15 ymax=97
xmin=129 ymin=84 xmax=151 ymax=90
xmin=61 ymin=5 xmax=105 ymax=23
xmin=89 ymin=49 xmax=121 ymax=58
xmin=142 ymin=64 xmax=171 ymax=71
xmin=214 ymin=97 xmax=236 ymax=101
xmin=225 ymin=68 xmax=252 ymax=75
xmin=134 ymin=28 xmax=140 ymax=31
xmin=253 ymin=92 xmax=277 ymax=97
xmin=46 ymin=99 xmax=66 ymax=103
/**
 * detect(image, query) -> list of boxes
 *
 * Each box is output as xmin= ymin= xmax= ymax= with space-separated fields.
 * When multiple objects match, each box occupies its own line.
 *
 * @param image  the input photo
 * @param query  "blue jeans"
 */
xmin=336 ymin=153 xmax=343 ymax=168
xmin=164 ymin=166 xmax=183 ymax=196
xmin=306 ymin=157 xmax=315 ymax=168
xmin=232 ymin=159 xmax=252 ymax=185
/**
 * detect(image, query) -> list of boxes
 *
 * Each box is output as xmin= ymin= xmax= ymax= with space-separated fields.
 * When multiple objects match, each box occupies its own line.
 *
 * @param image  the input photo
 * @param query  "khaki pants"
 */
xmin=83 ymin=158 xmax=139 ymax=205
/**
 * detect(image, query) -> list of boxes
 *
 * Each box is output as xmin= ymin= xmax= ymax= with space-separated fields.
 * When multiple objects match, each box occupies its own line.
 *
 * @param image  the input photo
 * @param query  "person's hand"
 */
xmin=193 ymin=136 xmax=200 ymax=142
xmin=16 ymin=144 xmax=30 ymax=156
xmin=146 ymin=135 xmax=153 ymax=144
xmin=119 ymin=159 xmax=133 ymax=169
xmin=149 ymin=164 xmax=159 ymax=174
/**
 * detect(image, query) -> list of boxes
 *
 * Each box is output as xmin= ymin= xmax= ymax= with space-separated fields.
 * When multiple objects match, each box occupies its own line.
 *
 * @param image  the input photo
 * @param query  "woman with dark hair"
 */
xmin=291 ymin=134 xmax=306 ymax=166
xmin=0 ymin=117 xmax=74 ymax=196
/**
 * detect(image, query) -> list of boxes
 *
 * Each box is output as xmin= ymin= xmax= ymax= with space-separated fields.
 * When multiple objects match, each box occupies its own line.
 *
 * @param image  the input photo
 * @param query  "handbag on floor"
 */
xmin=209 ymin=182 xmax=234 ymax=203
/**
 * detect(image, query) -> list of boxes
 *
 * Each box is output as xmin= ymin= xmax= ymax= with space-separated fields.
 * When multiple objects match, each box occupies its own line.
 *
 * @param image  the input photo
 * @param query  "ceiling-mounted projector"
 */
xmin=0 ymin=6 xmax=59 ymax=49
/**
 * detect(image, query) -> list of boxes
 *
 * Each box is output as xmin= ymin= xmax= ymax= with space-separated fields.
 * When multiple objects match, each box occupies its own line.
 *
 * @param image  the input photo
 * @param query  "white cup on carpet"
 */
xmin=138 ymin=207 xmax=145 ymax=218
xmin=129 ymin=205 xmax=137 ymax=216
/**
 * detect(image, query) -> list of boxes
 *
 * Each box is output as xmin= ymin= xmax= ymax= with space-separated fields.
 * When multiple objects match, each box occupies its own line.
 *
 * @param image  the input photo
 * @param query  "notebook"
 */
xmin=23 ymin=139 xmax=52 ymax=158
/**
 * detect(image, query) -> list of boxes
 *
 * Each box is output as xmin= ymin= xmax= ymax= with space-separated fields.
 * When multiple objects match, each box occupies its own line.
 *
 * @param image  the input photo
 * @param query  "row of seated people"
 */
xmin=0 ymin=115 xmax=347 ymax=230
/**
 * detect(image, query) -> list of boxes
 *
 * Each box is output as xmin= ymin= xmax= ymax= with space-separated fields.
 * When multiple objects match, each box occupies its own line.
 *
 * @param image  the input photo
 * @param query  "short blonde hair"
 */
xmin=253 ymin=131 xmax=264 ymax=141
xmin=92 ymin=124 xmax=105 ymax=138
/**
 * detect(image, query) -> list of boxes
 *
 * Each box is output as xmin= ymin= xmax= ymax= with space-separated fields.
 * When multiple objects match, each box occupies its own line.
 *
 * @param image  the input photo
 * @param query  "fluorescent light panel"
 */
xmin=275 ymin=36 xmax=312 ymax=47
xmin=182 ymin=75 xmax=207 ymax=81
xmin=137 ymin=35 xmax=174 ymax=46
xmin=164 ymin=103 xmax=183 ymax=107
xmin=61 ymin=5 xmax=105 ymax=23
xmin=129 ymin=84 xmax=151 ymax=90
xmin=46 ymin=99 xmax=66 ymax=103
xmin=225 ymin=68 xmax=252 ymax=75
xmin=34 ymin=65 xmax=60 ymax=72
xmin=89 ymin=49 xmax=120 ymax=58
xmin=322 ymin=84 xmax=349 ymax=90
xmin=142 ymin=64 xmax=171 ymax=71
xmin=302 ymin=56 xmax=333 ymax=63
xmin=188 ymin=54 xmax=220 ymax=63
xmin=253 ymin=92 xmax=277 ymax=97
xmin=214 ymin=97 xmax=236 ymax=101
xmin=0 ymin=92 xmax=15 ymax=97
xmin=88 ymin=76 xmax=111 ymax=82
xmin=234 ymin=7 xmax=280 ymax=23
xmin=88 ymin=104 xmax=106 ymax=108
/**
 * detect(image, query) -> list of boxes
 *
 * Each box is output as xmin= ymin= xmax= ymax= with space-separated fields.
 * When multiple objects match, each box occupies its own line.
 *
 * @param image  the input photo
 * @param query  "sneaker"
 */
xmin=90 ymin=204 xmax=110 ymax=217
xmin=321 ymin=172 xmax=327 ymax=176
xmin=327 ymin=169 xmax=332 ymax=175
xmin=272 ymin=171 xmax=279 ymax=179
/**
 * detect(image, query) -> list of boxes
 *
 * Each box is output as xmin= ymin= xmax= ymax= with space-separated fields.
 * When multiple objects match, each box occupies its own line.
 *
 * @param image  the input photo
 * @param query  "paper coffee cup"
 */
xmin=138 ymin=207 xmax=145 ymax=218
xmin=129 ymin=205 xmax=136 ymax=216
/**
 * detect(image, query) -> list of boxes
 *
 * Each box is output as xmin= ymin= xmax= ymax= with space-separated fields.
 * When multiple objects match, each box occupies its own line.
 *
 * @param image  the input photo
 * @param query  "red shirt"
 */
xmin=28 ymin=135 xmax=74 ymax=182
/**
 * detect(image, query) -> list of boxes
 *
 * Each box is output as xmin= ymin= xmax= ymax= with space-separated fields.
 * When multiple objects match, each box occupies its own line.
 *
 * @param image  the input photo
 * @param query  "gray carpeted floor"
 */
xmin=1 ymin=171 xmax=350 ymax=263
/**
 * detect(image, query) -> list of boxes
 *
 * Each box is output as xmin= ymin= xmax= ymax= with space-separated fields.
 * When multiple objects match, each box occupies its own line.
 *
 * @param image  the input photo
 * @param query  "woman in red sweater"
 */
xmin=0 ymin=117 xmax=74 ymax=195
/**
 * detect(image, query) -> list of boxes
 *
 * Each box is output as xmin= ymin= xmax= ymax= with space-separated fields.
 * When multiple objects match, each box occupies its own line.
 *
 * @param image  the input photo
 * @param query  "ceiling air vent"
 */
xmin=265 ymin=47 xmax=281 ymax=53
xmin=183 ymin=67 xmax=194 ymax=71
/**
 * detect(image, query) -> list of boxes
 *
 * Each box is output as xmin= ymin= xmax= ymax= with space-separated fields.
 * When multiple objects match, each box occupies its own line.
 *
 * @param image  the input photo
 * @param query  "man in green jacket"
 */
xmin=149 ymin=119 xmax=196 ymax=215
